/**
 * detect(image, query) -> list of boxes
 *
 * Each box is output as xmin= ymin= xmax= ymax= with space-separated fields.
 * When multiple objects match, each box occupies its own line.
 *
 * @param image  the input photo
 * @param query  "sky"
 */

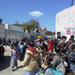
xmin=0 ymin=0 xmax=75 ymax=31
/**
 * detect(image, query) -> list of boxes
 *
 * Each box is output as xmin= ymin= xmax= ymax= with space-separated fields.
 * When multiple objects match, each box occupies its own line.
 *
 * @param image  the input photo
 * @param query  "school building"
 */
xmin=56 ymin=5 xmax=75 ymax=40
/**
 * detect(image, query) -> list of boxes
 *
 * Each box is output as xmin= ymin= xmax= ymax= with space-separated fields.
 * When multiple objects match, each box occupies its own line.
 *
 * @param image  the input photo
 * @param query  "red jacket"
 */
xmin=48 ymin=41 xmax=53 ymax=51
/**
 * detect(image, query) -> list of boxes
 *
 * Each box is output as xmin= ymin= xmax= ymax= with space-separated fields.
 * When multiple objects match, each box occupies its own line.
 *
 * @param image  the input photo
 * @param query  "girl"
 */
xmin=11 ymin=45 xmax=18 ymax=71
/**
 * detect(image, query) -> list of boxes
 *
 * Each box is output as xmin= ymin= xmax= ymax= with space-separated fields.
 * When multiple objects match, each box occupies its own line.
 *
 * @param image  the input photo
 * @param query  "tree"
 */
xmin=20 ymin=19 xmax=40 ymax=32
xmin=45 ymin=31 xmax=55 ymax=35
xmin=29 ymin=19 xmax=39 ymax=29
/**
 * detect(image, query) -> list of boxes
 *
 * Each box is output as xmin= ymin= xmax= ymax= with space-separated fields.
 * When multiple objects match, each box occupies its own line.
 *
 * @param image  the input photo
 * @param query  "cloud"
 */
xmin=29 ymin=11 xmax=44 ymax=17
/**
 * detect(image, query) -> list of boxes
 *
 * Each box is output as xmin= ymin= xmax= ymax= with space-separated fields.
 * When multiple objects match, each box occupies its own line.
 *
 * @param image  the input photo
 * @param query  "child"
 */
xmin=11 ymin=45 xmax=18 ymax=71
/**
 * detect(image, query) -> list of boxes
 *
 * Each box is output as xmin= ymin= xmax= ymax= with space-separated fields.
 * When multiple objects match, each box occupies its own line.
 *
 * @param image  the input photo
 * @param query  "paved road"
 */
xmin=0 ymin=46 xmax=25 ymax=75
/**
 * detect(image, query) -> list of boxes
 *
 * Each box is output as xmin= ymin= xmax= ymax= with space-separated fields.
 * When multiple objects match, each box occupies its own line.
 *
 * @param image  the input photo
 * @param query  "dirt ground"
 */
xmin=0 ymin=46 xmax=25 ymax=75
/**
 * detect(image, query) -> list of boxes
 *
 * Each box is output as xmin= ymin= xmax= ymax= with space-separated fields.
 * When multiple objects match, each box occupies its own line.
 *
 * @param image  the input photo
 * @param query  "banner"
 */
xmin=66 ymin=28 xmax=71 ymax=35
xmin=72 ymin=27 xmax=75 ymax=35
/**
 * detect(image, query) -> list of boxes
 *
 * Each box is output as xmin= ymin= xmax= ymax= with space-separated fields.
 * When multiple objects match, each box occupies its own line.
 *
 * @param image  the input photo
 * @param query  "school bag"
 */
xmin=44 ymin=68 xmax=53 ymax=75
xmin=56 ymin=58 xmax=65 ymax=75
xmin=48 ymin=67 xmax=63 ymax=75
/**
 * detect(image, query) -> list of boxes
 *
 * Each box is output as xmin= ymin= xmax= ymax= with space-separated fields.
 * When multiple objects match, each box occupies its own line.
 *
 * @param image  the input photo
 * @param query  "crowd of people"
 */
xmin=0 ymin=32 xmax=75 ymax=75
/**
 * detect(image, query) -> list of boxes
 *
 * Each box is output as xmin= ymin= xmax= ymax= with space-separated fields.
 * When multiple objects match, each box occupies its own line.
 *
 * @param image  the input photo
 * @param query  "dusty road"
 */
xmin=0 ymin=46 xmax=25 ymax=75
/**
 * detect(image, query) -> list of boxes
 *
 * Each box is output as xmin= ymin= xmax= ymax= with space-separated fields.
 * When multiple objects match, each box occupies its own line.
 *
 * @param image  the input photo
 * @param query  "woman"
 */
xmin=22 ymin=41 xmax=42 ymax=75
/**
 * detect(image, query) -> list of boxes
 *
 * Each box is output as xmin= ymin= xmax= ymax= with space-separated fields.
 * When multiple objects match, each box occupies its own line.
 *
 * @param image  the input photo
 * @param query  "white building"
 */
xmin=5 ymin=24 xmax=24 ymax=32
xmin=56 ymin=5 xmax=75 ymax=40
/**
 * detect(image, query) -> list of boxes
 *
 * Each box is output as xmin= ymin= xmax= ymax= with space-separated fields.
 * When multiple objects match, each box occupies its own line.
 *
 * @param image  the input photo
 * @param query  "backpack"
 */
xmin=56 ymin=58 xmax=65 ymax=75
xmin=0 ymin=46 xmax=4 ymax=53
xmin=48 ymin=67 xmax=63 ymax=75
xmin=19 ymin=45 xmax=23 ymax=53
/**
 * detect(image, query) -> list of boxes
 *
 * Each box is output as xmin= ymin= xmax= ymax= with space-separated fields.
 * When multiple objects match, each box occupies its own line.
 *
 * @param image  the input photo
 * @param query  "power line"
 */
xmin=0 ymin=17 xmax=13 ymax=24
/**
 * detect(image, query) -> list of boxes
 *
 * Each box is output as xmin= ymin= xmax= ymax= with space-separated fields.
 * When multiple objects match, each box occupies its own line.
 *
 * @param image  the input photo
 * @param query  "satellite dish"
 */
xmin=0 ymin=19 xmax=2 ymax=23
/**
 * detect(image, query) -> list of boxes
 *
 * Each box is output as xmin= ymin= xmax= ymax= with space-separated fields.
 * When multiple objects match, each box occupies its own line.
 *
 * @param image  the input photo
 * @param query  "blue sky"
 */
xmin=0 ymin=0 xmax=75 ymax=31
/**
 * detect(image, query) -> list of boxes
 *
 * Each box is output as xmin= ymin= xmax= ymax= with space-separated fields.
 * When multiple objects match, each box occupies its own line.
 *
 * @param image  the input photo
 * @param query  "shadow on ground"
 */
xmin=0 ymin=56 xmax=11 ymax=71
xmin=13 ymin=65 xmax=24 ymax=71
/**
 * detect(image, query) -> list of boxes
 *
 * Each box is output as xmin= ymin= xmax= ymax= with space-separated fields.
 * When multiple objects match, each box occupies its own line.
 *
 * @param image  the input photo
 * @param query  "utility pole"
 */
xmin=71 ymin=0 xmax=73 ymax=6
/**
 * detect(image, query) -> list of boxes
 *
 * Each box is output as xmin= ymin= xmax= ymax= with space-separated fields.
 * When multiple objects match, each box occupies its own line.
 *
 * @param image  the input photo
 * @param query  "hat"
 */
xmin=38 ymin=36 xmax=41 ymax=38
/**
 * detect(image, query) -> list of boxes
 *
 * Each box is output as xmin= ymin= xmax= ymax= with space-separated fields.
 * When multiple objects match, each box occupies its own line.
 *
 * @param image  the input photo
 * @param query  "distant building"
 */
xmin=38 ymin=27 xmax=47 ymax=36
xmin=39 ymin=27 xmax=47 ymax=31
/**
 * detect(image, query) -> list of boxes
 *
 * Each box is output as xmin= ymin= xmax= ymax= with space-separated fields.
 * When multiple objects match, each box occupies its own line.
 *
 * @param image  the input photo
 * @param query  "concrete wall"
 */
xmin=56 ymin=5 xmax=75 ymax=40
xmin=0 ymin=23 xmax=5 ymax=38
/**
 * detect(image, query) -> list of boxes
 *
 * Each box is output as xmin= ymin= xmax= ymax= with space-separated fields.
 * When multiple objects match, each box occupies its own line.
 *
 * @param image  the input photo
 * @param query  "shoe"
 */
xmin=12 ymin=68 xmax=14 ymax=71
xmin=16 ymin=66 xmax=18 ymax=69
